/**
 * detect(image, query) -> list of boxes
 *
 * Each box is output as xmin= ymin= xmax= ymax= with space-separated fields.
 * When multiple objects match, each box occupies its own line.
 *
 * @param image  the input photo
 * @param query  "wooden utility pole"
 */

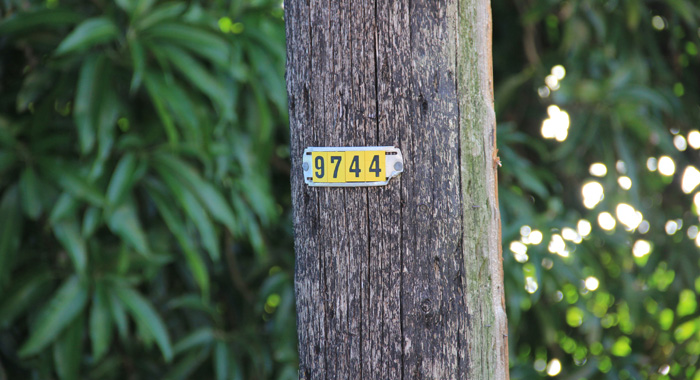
xmin=285 ymin=0 xmax=508 ymax=378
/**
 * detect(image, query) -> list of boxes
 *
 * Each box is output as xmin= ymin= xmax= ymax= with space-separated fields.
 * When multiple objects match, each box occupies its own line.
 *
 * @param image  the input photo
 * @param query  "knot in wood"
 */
xmin=421 ymin=298 xmax=432 ymax=313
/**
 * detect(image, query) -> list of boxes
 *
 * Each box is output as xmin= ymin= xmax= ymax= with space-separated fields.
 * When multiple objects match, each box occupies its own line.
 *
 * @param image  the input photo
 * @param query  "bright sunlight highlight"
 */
xmin=562 ymin=227 xmax=582 ymax=243
xmin=529 ymin=230 xmax=543 ymax=245
xmin=598 ymin=212 xmax=616 ymax=231
xmin=658 ymin=156 xmax=676 ymax=176
xmin=616 ymin=203 xmax=643 ymax=230
xmin=552 ymin=65 xmax=566 ymax=80
xmin=541 ymin=105 xmax=570 ymax=142
xmin=510 ymin=241 xmax=529 ymax=263
xmin=618 ymin=176 xmax=632 ymax=190
xmin=589 ymin=163 xmax=607 ymax=177
xmin=577 ymin=219 xmax=592 ymax=237
xmin=632 ymin=240 xmax=652 ymax=257
xmin=681 ymin=166 xmax=700 ymax=193
xmin=585 ymin=276 xmax=600 ymax=291
xmin=582 ymin=181 xmax=604 ymax=209
xmin=688 ymin=130 xmax=700 ymax=149
xmin=546 ymin=359 xmax=562 ymax=376
xmin=548 ymin=234 xmax=569 ymax=257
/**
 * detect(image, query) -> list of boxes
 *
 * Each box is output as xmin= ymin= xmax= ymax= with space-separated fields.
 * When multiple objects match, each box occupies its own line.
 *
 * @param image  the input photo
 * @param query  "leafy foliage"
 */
xmin=0 ymin=0 xmax=295 ymax=379
xmin=494 ymin=0 xmax=700 ymax=378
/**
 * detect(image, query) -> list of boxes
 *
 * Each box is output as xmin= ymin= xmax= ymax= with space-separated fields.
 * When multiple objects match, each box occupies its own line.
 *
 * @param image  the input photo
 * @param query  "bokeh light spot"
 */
xmin=589 ymin=163 xmax=607 ymax=177
xmin=585 ymin=276 xmax=599 ymax=291
xmin=598 ymin=212 xmax=616 ymax=231
xmin=577 ymin=219 xmax=592 ymax=237
xmin=674 ymin=135 xmax=688 ymax=151
xmin=633 ymin=240 xmax=652 ymax=257
xmin=618 ymin=176 xmax=632 ymax=190
xmin=582 ymin=181 xmax=604 ymax=209
xmin=682 ymin=166 xmax=700 ymax=193
xmin=658 ymin=156 xmax=676 ymax=176
xmin=546 ymin=359 xmax=562 ymax=376
xmin=688 ymin=130 xmax=700 ymax=149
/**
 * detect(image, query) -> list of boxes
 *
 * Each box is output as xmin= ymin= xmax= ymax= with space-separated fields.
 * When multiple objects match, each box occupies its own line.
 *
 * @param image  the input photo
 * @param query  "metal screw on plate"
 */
xmin=394 ymin=161 xmax=403 ymax=171
xmin=302 ymin=162 xmax=309 ymax=171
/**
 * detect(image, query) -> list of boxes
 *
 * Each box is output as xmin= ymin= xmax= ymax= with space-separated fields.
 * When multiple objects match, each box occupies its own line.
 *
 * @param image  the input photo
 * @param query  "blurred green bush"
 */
xmin=0 ymin=0 xmax=296 ymax=379
xmin=494 ymin=0 xmax=700 ymax=378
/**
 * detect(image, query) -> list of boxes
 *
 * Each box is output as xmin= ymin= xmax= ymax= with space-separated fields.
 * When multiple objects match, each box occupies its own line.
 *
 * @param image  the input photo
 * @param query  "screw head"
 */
xmin=302 ymin=162 xmax=309 ymax=171
xmin=394 ymin=161 xmax=403 ymax=172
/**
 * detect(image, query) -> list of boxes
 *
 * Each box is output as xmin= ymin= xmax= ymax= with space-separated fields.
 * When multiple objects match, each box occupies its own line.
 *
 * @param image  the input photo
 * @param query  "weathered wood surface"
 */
xmin=285 ymin=0 xmax=508 ymax=378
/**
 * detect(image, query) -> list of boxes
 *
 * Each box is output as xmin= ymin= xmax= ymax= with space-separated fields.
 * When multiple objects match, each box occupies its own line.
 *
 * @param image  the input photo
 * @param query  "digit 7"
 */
xmin=328 ymin=154 xmax=345 ymax=183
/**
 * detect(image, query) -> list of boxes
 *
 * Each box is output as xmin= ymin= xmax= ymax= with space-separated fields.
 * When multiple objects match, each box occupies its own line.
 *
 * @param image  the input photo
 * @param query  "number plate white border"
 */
xmin=303 ymin=146 xmax=404 ymax=187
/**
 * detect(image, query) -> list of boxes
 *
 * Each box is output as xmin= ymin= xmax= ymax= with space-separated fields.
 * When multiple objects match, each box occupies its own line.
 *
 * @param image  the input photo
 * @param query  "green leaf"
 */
xmin=73 ymin=55 xmax=103 ymax=154
xmin=107 ymin=289 xmax=128 ymax=341
xmin=143 ymin=71 xmax=179 ymax=145
xmin=165 ymin=294 xmax=216 ymax=315
xmin=16 ymin=69 xmax=53 ymax=112
xmin=145 ymin=181 xmax=210 ymax=297
xmin=106 ymin=200 xmax=150 ymax=257
xmin=90 ymin=283 xmax=113 ymax=361
xmin=163 ymin=347 xmax=210 ymax=380
xmin=173 ymin=327 xmax=214 ymax=356
xmin=18 ymin=276 xmax=89 ymax=358
xmin=89 ymin=90 xmax=119 ymax=182
xmin=154 ymin=167 xmax=220 ymax=261
xmin=135 ymin=2 xmax=187 ymax=31
xmin=53 ymin=218 xmax=88 ymax=275
xmin=0 ymin=9 xmax=81 ymax=36
xmin=53 ymin=313 xmax=84 ymax=380
xmin=106 ymin=153 xmax=137 ymax=207
xmin=129 ymin=39 xmax=146 ymax=93
xmin=0 ymin=186 xmax=22 ymax=284
xmin=145 ymin=22 xmax=229 ymax=67
xmin=19 ymin=167 xmax=43 ymax=220
xmin=155 ymin=44 xmax=231 ymax=110
xmin=40 ymin=160 xmax=105 ymax=206
xmin=153 ymin=154 xmax=237 ymax=232
xmin=49 ymin=193 xmax=79 ymax=224
xmin=608 ymin=86 xmax=673 ymax=113
xmin=55 ymin=17 xmax=119 ymax=56
xmin=81 ymin=207 xmax=101 ymax=238
xmin=214 ymin=342 xmax=228 ymax=380
xmin=142 ymin=70 xmax=199 ymax=142
xmin=0 ymin=269 xmax=53 ymax=328
xmin=112 ymin=284 xmax=173 ymax=362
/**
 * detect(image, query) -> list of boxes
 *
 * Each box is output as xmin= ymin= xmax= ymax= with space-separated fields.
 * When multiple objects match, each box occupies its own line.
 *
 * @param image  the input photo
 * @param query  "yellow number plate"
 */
xmin=303 ymin=147 xmax=403 ymax=187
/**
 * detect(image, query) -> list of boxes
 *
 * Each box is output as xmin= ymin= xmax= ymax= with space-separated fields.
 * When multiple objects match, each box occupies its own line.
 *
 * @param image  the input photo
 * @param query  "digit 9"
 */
xmin=314 ymin=155 xmax=324 ymax=178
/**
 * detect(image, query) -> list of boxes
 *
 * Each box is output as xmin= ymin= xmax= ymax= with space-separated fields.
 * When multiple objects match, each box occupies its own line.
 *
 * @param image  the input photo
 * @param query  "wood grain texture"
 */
xmin=285 ymin=0 xmax=508 ymax=378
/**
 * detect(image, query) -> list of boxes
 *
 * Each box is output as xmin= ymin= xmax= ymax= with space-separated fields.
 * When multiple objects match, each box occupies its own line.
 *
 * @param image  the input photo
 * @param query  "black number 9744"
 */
xmin=311 ymin=151 xmax=385 ymax=183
